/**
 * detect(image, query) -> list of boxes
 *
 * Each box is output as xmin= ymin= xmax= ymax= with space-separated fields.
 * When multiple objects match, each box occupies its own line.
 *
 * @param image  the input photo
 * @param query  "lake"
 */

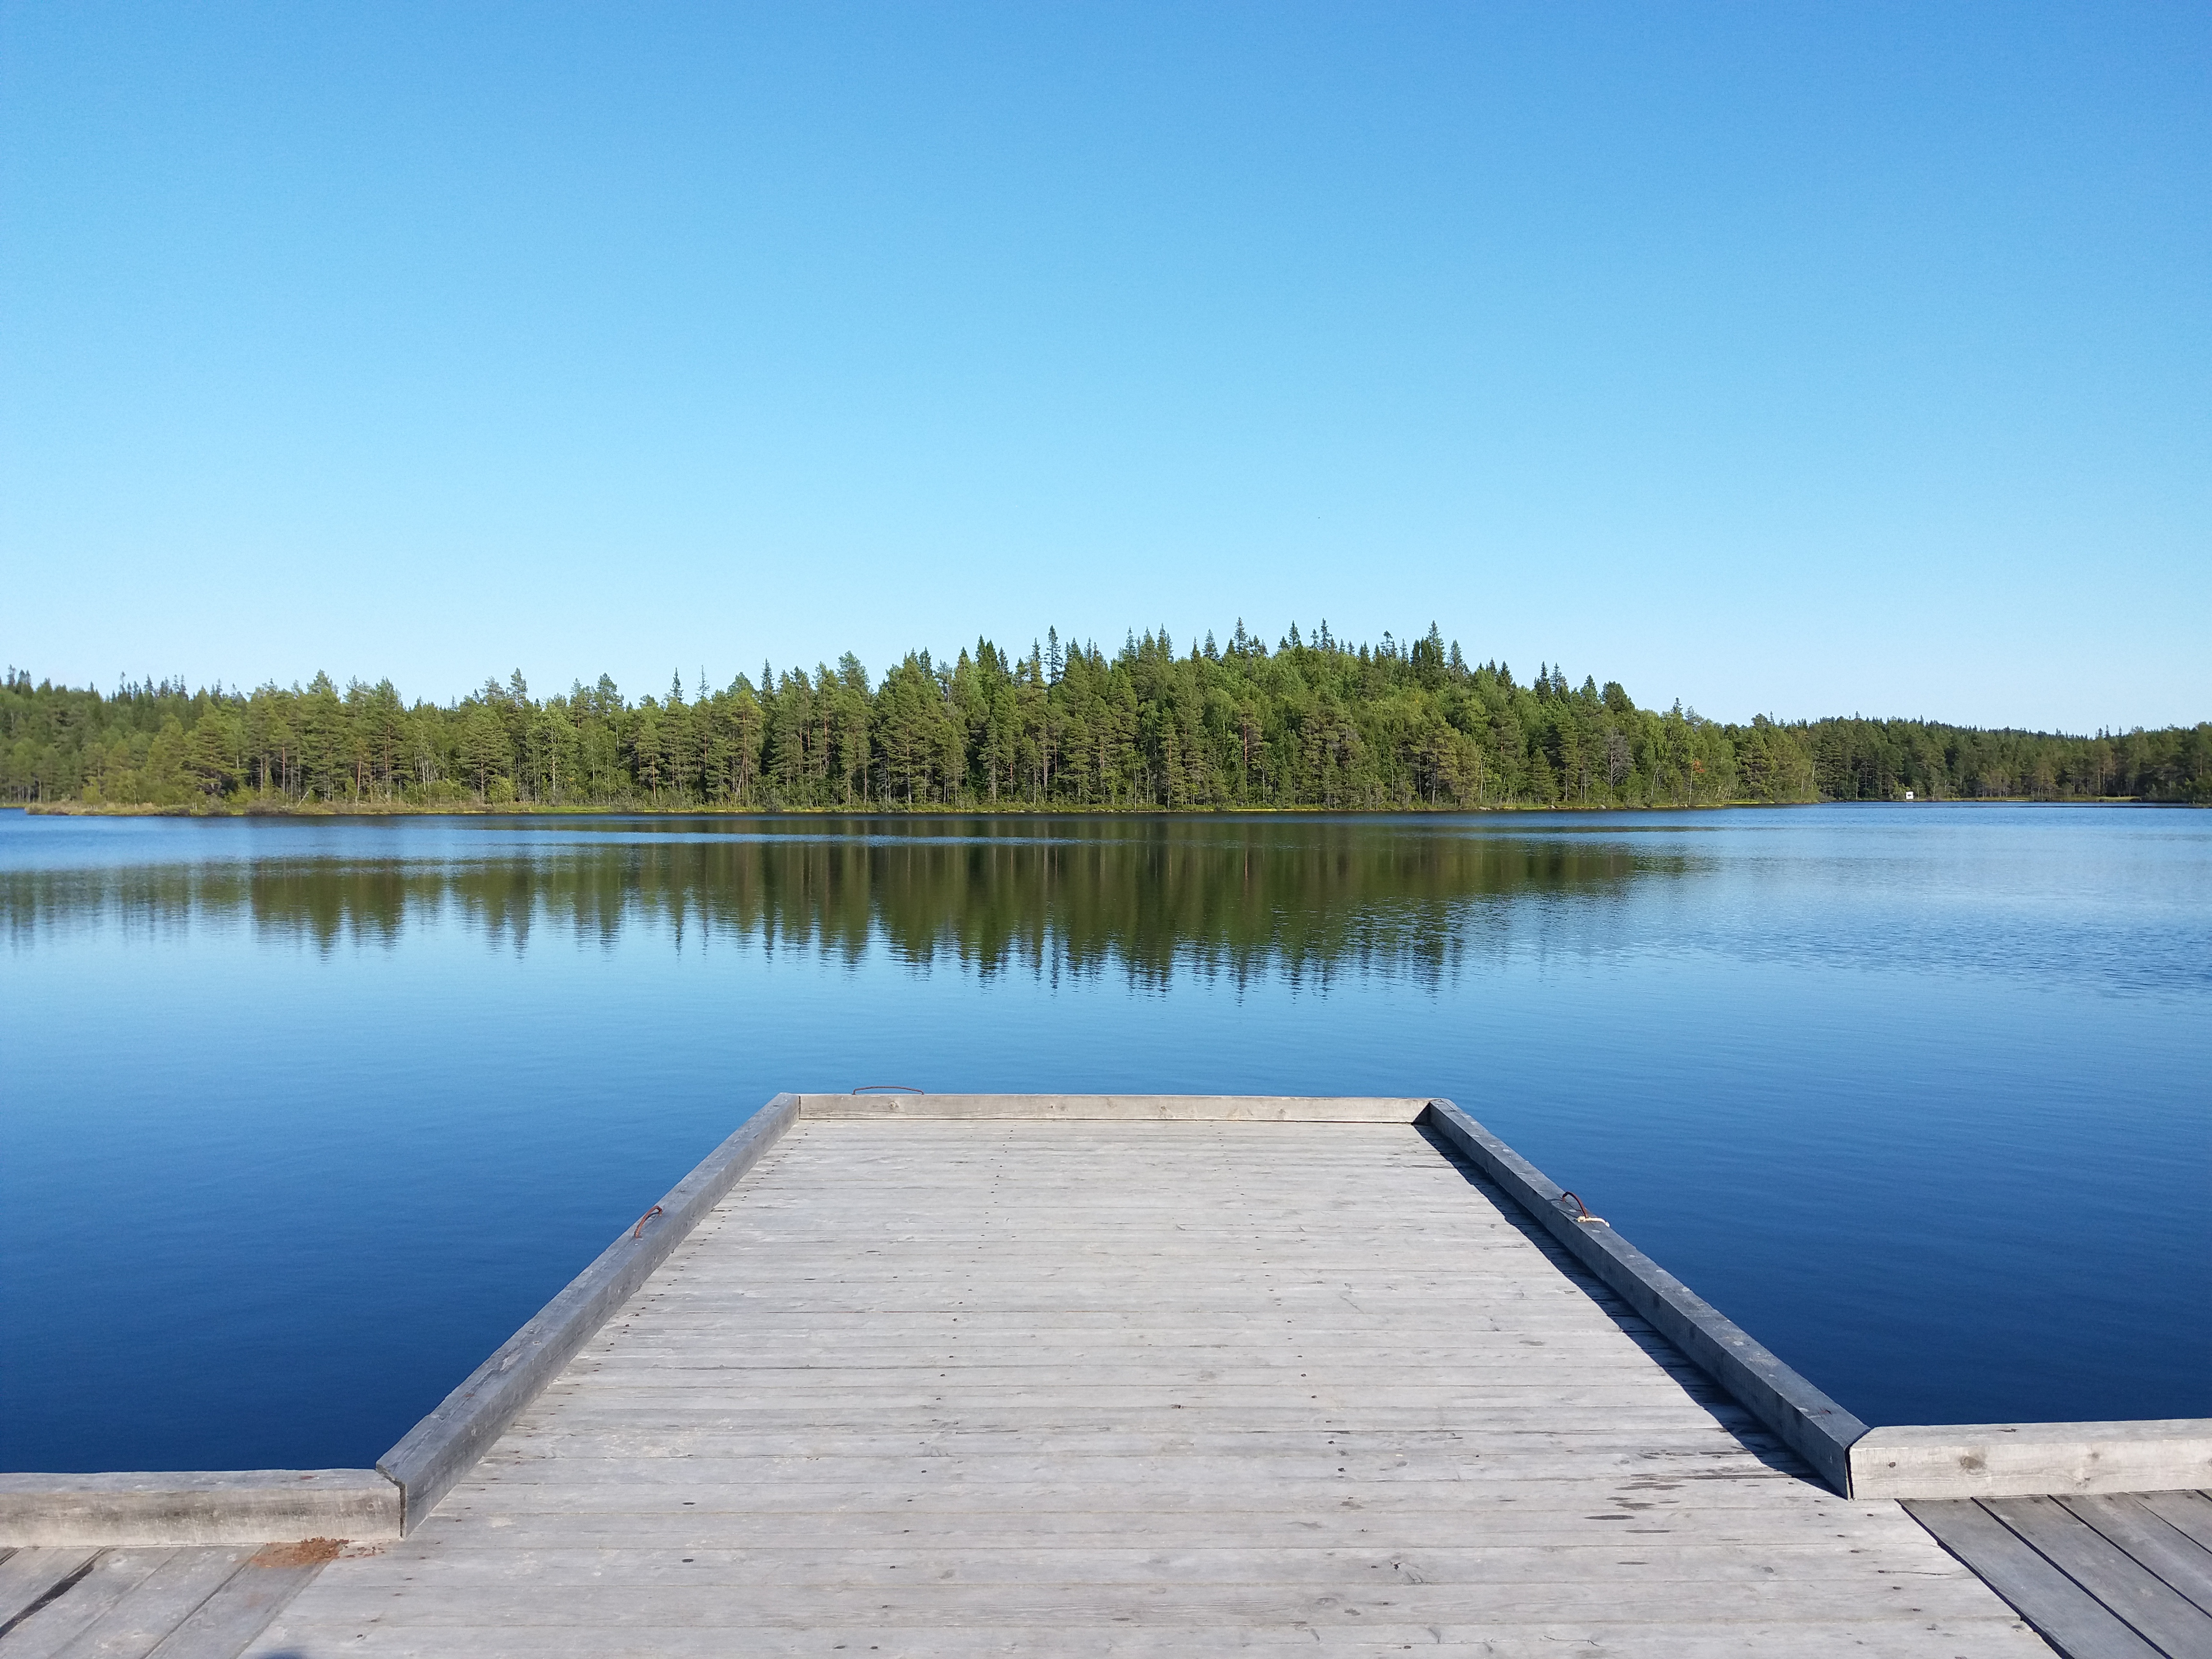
xmin=1 ymin=804 xmax=2206 ymax=1474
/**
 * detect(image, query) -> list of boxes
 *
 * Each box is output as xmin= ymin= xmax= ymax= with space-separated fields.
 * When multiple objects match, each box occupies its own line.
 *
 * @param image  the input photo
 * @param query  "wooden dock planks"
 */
xmin=243 ymin=1118 xmax=2055 ymax=1655
xmin=0 ymin=1540 xmax=338 ymax=1658
xmin=1908 ymin=1491 xmax=2212 ymax=1659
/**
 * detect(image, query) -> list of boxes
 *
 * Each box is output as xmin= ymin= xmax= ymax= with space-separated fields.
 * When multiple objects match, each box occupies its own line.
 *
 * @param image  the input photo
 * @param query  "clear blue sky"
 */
xmin=2 ymin=2 xmax=2204 ymax=731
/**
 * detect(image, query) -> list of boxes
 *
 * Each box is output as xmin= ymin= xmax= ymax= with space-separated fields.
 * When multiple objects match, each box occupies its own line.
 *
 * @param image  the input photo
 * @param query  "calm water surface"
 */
xmin=2 ymin=805 xmax=2206 ymax=1471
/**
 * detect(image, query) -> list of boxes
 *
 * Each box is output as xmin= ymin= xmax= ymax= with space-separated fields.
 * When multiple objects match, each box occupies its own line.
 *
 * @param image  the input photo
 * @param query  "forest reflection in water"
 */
xmin=2 ymin=817 xmax=1689 ymax=988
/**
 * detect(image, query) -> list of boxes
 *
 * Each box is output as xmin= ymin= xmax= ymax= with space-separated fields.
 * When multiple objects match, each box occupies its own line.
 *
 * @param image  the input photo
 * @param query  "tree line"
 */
xmin=3 ymin=622 xmax=2205 ymax=811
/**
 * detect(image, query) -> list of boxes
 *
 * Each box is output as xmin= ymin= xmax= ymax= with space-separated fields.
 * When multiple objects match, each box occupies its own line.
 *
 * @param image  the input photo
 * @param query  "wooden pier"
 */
xmin=278 ymin=1098 xmax=2034 ymax=1654
xmin=4 ymin=1095 xmax=2207 ymax=1656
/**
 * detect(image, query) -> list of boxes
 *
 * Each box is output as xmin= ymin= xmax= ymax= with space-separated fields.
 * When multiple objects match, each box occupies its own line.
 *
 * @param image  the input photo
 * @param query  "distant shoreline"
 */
xmin=13 ymin=796 xmax=2181 ymax=819
xmin=10 ymin=650 xmax=2205 ymax=815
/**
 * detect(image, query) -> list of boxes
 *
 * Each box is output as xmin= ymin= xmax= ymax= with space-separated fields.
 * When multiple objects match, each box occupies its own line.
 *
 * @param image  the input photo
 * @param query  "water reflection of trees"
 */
xmin=2 ymin=820 xmax=1680 ymax=989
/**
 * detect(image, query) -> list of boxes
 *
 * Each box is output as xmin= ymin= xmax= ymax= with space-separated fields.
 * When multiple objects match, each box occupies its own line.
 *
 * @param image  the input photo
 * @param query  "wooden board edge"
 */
xmin=797 ymin=1094 xmax=1432 ymax=1121
xmin=1852 ymin=1423 xmax=2212 ymax=1500
xmin=373 ymin=1093 xmax=802 ymax=1533
xmin=1417 ymin=1099 xmax=1869 ymax=1496
xmin=0 ymin=1470 xmax=400 ymax=1547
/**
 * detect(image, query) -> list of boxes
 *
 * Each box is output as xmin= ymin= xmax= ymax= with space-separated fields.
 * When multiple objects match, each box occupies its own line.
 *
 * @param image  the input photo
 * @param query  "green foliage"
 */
xmin=2 ymin=631 xmax=2204 ymax=812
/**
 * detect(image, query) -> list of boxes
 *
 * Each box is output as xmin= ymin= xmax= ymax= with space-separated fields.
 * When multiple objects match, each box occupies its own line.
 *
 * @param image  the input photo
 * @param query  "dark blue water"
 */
xmin=2 ymin=805 xmax=2206 ymax=1472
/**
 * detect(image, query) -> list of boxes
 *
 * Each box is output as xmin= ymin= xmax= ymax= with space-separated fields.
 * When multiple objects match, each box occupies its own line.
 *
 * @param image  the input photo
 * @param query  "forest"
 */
xmin=3 ymin=622 xmax=2206 ymax=811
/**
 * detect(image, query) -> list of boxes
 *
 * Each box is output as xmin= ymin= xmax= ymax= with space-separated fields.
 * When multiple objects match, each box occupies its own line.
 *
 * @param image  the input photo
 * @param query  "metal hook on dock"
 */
xmin=631 ymin=1204 xmax=663 ymax=1240
xmin=852 ymin=1084 xmax=925 ymax=1094
xmin=1557 ymin=1190 xmax=1606 ymax=1225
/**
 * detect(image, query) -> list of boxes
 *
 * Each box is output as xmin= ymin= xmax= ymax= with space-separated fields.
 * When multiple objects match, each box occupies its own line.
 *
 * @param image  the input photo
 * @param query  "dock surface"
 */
xmin=241 ymin=1116 xmax=2051 ymax=1655
xmin=1908 ymin=1492 xmax=2212 ymax=1659
xmin=0 ymin=1539 xmax=340 ymax=1657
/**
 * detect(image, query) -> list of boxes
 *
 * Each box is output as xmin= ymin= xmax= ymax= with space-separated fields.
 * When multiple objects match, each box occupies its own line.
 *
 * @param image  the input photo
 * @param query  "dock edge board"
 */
xmin=0 ymin=1468 xmax=401 ymax=1547
xmin=1418 ymin=1097 xmax=1872 ymax=1496
xmin=1853 ymin=1419 xmax=2212 ymax=1499
xmin=373 ymin=1091 xmax=803 ymax=1532
xmin=798 ymin=1093 xmax=1432 ymax=1121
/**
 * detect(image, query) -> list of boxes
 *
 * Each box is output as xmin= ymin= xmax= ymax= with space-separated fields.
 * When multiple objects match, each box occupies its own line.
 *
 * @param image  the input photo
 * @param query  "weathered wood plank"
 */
xmin=251 ymin=1574 xmax=2022 ymax=1625
xmin=280 ymin=1537 xmax=1990 ymax=1590
xmin=0 ymin=1471 xmax=397 ymax=1549
xmin=569 ymin=1336 xmax=1681 ymax=1361
xmin=2131 ymin=1491 xmax=2212 ymax=1554
xmin=2059 ymin=1494 xmax=2212 ymax=1617
xmin=1907 ymin=1499 xmax=2161 ymax=1659
xmin=0 ymin=1549 xmax=105 ymax=1639
xmin=398 ymin=1513 xmax=1937 ymax=1557
xmin=458 ymin=1450 xmax=1808 ymax=1489
xmin=0 ymin=1550 xmax=176 ymax=1659
xmin=1988 ymin=1495 xmax=2212 ymax=1656
xmin=1856 ymin=1423 xmax=2212 ymax=1502
xmin=796 ymin=1094 xmax=1432 ymax=1120
xmin=522 ymin=1393 xmax=1758 ymax=1420
xmin=140 ymin=1541 xmax=338 ymax=1659
xmin=561 ymin=1350 xmax=1719 ymax=1378
xmin=246 ymin=1619 xmax=2046 ymax=1658
xmin=27 ymin=1546 xmax=252 ymax=1659
xmin=417 ymin=1471 xmax=1866 ymax=1512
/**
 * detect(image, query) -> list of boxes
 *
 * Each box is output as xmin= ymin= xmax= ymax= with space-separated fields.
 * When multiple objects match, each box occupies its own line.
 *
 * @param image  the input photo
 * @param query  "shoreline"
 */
xmin=7 ymin=794 xmax=2179 ymax=819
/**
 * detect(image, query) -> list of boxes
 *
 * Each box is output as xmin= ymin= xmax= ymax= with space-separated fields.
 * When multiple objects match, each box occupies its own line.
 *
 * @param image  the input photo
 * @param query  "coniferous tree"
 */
xmin=2 ymin=635 xmax=2202 ymax=812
